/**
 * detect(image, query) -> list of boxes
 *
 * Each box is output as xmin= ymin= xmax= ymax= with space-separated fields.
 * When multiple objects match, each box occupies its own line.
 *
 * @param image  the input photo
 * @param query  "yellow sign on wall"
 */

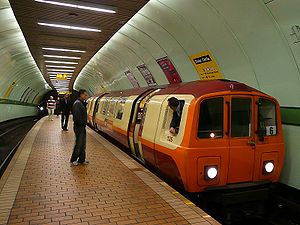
xmin=189 ymin=51 xmax=222 ymax=80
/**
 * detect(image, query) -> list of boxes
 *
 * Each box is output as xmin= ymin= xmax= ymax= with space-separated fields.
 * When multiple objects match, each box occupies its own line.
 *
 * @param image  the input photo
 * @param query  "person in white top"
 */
xmin=47 ymin=96 xmax=56 ymax=121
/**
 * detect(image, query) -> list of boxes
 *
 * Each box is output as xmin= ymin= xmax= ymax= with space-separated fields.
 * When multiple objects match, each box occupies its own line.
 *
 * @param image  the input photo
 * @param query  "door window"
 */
xmin=198 ymin=98 xmax=223 ymax=138
xmin=231 ymin=98 xmax=252 ymax=137
xmin=258 ymin=98 xmax=277 ymax=136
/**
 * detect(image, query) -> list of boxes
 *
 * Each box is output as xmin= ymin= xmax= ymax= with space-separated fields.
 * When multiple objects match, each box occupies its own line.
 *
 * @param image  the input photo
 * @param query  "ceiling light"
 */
xmin=43 ymin=47 xmax=86 ymax=53
xmin=48 ymin=72 xmax=73 ymax=75
xmin=45 ymin=60 xmax=78 ymax=65
xmin=46 ymin=65 xmax=76 ymax=69
xmin=38 ymin=22 xmax=101 ymax=32
xmin=44 ymin=55 xmax=81 ymax=59
xmin=47 ymin=69 xmax=74 ymax=72
xmin=35 ymin=0 xmax=116 ymax=14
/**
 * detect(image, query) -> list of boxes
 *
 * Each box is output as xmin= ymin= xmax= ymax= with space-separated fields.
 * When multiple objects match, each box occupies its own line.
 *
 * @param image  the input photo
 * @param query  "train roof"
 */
xmin=93 ymin=79 xmax=262 ymax=99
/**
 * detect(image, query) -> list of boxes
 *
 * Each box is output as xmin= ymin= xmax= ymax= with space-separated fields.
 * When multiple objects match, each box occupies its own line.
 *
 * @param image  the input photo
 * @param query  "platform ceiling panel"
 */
xmin=8 ymin=0 xmax=149 ymax=92
xmin=0 ymin=0 xmax=49 ymax=104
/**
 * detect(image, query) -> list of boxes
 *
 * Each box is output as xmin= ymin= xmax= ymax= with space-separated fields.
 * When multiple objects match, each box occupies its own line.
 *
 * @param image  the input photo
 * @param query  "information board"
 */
xmin=125 ymin=70 xmax=140 ymax=88
xmin=189 ymin=51 xmax=222 ymax=80
xmin=137 ymin=64 xmax=157 ymax=87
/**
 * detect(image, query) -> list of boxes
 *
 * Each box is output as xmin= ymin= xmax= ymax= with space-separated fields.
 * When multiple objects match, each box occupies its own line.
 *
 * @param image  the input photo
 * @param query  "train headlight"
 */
xmin=205 ymin=166 xmax=218 ymax=180
xmin=263 ymin=161 xmax=274 ymax=174
xmin=39 ymin=106 xmax=44 ymax=111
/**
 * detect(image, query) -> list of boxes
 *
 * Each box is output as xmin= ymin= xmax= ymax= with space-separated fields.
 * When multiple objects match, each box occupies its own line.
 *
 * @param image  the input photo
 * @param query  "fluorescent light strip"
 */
xmin=46 ymin=65 xmax=76 ymax=69
xmin=45 ymin=60 xmax=78 ymax=65
xmin=44 ymin=55 xmax=81 ymax=59
xmin=35 ymin=0 xmax=116 ymax=14
xmin=38 ymin=22 xmax=101 ymax=32
xmin=43 ymin=47 xmax=85 ymax=53
xmin=48 ymin=72 xmax=73 ymax=75
xmin=47 ymin=69 xmax=74 ymax=72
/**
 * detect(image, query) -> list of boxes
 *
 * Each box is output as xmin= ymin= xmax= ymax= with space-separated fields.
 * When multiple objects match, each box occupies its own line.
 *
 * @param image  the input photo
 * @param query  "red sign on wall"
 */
xmin=156 ymin=57 xmax=182 ymax=84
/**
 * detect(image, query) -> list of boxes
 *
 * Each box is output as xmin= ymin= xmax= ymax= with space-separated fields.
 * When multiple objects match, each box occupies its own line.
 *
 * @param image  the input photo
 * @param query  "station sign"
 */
xmin=189 ymin=51 xmax=222 ymax=80
xmin=56 ymin=74 xmax=68 ymax=80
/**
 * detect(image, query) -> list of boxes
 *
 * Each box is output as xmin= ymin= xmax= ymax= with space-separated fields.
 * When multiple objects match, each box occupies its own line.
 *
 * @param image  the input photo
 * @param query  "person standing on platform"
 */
xmin=60 ymin=94 xmax=71 ymax=131
xmin=70 ymin=89 xmax=89 ymax=166
xmin=47 ymin=96 xmax=56 ymax=121
xmin=55 ymin=97 xmax=60 ymax=117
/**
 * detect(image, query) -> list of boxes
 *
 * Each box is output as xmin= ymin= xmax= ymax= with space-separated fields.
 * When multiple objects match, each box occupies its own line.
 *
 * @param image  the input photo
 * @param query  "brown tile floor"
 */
xmin=0 ymin=116 xmax=220 ymax=225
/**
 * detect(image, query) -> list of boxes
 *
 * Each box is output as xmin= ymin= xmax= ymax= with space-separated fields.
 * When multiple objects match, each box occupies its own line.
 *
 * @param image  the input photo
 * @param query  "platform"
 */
xmin=0 ymin=116 xmax=220 ymax=225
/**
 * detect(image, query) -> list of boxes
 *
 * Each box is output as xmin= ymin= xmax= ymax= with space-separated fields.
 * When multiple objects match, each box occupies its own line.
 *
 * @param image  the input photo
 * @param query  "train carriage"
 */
xmin=86 ymin=80 xmax=284 ymax=193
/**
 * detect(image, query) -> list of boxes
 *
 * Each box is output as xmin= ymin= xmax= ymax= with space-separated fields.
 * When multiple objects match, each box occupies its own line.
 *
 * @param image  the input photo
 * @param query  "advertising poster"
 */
xmin=137 ymin=64 xmax=157 ymax=87
xmin=189 ymin=51 xmax=223 ymax=80
xmin=125 ymin=70 xmax=140 ymax=88
xmin=156 ymin=57 xmax=182 ymax=84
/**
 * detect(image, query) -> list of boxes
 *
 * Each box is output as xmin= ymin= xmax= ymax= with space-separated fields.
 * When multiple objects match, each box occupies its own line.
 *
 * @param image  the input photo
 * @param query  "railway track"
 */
xmin=0 ymin=117 xmax=39 ymax=177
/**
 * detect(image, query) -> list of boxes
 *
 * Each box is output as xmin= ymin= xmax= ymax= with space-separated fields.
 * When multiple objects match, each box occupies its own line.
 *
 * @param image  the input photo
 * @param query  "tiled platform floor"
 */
xmin=0 ymin=116 xmax=220 ymax=225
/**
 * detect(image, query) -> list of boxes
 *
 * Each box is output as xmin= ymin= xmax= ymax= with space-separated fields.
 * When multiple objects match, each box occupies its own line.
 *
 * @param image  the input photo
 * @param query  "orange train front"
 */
xmin=86 ymin=80 xmax=284 ymax=193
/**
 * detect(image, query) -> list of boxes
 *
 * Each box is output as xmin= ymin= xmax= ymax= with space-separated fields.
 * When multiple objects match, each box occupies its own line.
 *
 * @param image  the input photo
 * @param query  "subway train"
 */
xmin=86 ymin=79 xmax=284 ymax=194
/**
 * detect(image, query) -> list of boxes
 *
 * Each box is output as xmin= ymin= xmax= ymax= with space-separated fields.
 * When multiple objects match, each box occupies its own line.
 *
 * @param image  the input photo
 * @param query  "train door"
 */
xmin=128 ymin=89 xmax=158 ymax=162
xmin=227 ymin=95 xmax=255 ymax=183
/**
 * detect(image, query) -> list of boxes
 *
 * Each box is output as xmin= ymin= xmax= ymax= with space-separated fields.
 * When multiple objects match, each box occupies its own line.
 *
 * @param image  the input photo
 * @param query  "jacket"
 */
xmin=60 ymin=98 xmax=71 ymax=114
xmin=72 ymin=99 xmax=87 ymax=126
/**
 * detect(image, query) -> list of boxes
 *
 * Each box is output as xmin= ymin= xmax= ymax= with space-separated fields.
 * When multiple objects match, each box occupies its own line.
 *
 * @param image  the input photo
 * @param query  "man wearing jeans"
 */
xmin=70 ymin=89 xmax=89 ymax=166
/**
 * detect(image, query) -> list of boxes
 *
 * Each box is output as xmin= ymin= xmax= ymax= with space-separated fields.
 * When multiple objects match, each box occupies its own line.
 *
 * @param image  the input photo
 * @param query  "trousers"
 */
xmin=61 ymin=113 xmax=69 ymax=129
xmin=70 ymin=125 xmax=86 ymax=163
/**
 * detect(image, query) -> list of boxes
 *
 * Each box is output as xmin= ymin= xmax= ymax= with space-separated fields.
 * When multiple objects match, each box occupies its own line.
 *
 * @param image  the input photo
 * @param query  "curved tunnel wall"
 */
xmin=74 ymin=0 xmax=300 ymax=189
xmin=0 ymin=0 xmax=50 ymax=122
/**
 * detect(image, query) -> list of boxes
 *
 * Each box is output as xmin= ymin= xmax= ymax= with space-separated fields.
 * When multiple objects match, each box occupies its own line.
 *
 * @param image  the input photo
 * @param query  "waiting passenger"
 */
xmin=167 ymin=97 xmax=183 ymax=135
xmin=70 ymin=89 xmax=89 ymax=166
xmin=47 ymin=96 xmax=56 ymax=121
xmin=60 ymin=94 xmax=71 ymax=131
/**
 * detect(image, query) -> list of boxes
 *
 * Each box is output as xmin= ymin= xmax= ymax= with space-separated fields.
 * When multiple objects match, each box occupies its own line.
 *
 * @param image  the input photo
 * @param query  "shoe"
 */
xmin=80 ymin=160 xmax=89 ymax=165
xmin=64 ymin=128 xmax=68 ymax=131
xmin=71 ymin=161 xmax=78 ymax=166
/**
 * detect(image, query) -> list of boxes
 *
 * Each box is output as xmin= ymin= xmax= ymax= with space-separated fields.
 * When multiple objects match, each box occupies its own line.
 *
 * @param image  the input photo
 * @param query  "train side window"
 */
xmin=198 ymin=98 xmax=223 ymax=138
xmin=115 ymin=97 xmax=127 ymax=120
xmin=101 ymin=99 xmax=109 ymax=115
xmin=231 ymin=98 xmax=252 ymax=137
xmin=258 ymin=98 xmax=277 ymax=136
xmin=108 ymin=98 xmax=118 ymax=117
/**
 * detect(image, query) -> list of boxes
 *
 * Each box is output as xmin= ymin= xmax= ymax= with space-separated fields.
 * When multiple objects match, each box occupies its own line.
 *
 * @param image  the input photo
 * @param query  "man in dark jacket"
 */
xmin=70 ymin=89 xmax=88 ymax=166
xmin=168 ymin=97 xmax=184 ymax=135
xmin=60 ymin=94 xmax=71 ymax=131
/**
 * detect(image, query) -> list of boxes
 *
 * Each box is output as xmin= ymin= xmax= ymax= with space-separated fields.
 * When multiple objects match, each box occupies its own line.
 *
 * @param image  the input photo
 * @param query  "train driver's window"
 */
xmin=198 ymin=98 xmax=223 ymax=138
xmin=258 ymin=98 xmax=277 ymax=136
xmin=162 ymin=100 xmax=185 ymax=134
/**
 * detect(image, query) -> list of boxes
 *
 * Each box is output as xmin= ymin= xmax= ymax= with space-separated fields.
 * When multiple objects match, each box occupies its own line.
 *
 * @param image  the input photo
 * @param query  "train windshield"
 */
xmin=258 ymin=98 xmax=277 ymax=136
xmin=198 ymin=97 xmax=223 ymax=138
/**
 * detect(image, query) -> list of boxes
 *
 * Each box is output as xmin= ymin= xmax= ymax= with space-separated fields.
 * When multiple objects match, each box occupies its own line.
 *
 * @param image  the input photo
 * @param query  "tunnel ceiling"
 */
xmin=0 ymin=0 xmax=50 ymax=104
xmin=8 ymin=0 xmax=149 ymax=92
xmin=74 ymin=0 xmax=300 ymax=107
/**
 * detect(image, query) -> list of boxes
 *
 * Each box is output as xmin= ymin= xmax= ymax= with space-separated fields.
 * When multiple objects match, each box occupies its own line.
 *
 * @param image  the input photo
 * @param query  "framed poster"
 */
xmin=189 ymin=50 xmax=223 ymax=80
xmin=156 ymin=57 xmax=182 ymax=84
xmin=125 ymin=70 xmax=140 ymax=88
xmin=137 ymin=64 xmax=157 ymax=86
